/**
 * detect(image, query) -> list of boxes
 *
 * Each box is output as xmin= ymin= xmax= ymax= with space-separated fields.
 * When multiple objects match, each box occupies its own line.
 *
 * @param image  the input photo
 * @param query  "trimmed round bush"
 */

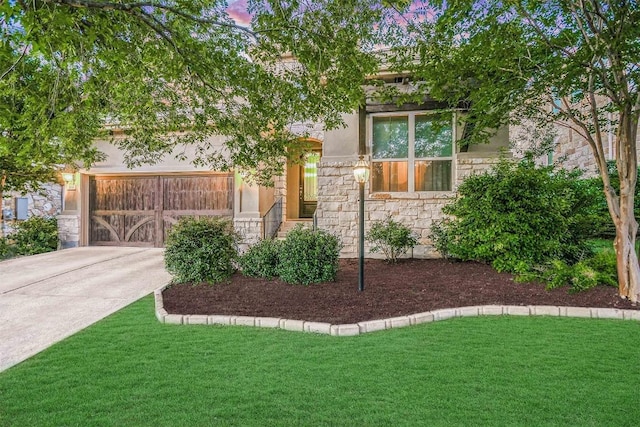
xmin=277 ymin=225 xmax=342 ymax=285
xmin=239 ymin=238 xmax=282 ymax=279
xmin=164 ymin=216 xmax=239 ymax=284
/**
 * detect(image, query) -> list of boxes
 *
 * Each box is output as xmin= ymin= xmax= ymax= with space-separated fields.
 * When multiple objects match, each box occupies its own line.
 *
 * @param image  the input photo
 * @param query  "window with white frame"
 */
xmin=370 ymin=111 xmax=455 ymax=192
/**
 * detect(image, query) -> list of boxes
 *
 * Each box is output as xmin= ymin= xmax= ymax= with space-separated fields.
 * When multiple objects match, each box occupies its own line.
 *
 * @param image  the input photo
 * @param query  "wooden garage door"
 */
xmin=89 ymin=175 xmax=233 ymax=247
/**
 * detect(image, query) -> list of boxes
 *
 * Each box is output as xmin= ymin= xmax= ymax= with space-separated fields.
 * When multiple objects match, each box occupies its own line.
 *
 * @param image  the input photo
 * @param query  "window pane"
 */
xmin=372 ymin=161 xmax=408 ymax=192
xmin=415 ymin=160 xmax=452 ymax=191
xmin=303 ymin=153 xmax=319 ymax=202
xmin=373 ymin=116 xmax=408 ymax=159
xmin=415 ymin=114 xmax=453 ymax=158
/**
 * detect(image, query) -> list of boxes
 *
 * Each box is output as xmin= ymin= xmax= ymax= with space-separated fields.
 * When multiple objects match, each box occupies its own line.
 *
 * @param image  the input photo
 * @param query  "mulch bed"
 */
xmin=162 ymin=258 xmax=639 ymax=324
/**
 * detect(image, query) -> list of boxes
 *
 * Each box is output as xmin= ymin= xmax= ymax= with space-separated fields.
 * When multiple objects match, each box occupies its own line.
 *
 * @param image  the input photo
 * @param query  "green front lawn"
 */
xmin=1 ymin=297 xmax=638 ymax=426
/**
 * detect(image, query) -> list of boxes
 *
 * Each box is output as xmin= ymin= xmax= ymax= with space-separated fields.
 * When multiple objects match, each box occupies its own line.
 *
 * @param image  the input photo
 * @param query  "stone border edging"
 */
xmin=154 ymin=285 xmax=640 ymax=336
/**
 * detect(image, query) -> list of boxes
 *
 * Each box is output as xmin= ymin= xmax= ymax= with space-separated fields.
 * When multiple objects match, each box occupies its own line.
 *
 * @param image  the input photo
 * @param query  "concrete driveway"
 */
xmin=0 ymin=247 xmax=170 ymax=372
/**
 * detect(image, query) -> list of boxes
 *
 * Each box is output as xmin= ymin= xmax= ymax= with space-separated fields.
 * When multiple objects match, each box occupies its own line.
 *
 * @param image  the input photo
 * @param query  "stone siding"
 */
xmin=57 ymin=214 xmax=80 ymax=249
xmin=315 ymin=154 xmax=500 ymax=258
xmin=1 ymin=183 xmax=63 ymax=236
xmin=553 ymin=127 xmax=602 ymax=176
xmin=513 ymin=121 xmax=640 ymax=177
xmin=234 ymin=217 xmax=263 ymax=253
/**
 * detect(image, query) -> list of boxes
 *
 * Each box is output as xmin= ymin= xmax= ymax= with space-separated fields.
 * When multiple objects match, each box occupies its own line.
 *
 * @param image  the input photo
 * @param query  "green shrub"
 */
xmin=277 ymin=225 xmax=342 ymax=285
xmin=0 ymin=236 xmax=16 ymax=260
xmin=518 ymin=250 xmax=618 ymax=293
xmin=533 ymin=260 xmax=599 ymax=293
xmin=430 ymin=157 xmax=602 ymax=273
xmin=569 ymin=262 xmax=600 ymax=292
xmin=164 ymin=217 xmax=239 ymax=284
xmin=366 ymin=216 xmax=418 ymax=263
xmin=524 ymin=259 xmax=575 ymax=290
xmin=12 ymin=217 xmax=58 ymax=256
xmin=239 ymin=238 xmax=282 ymax=279
xmin=583 ymin=249 xmax=618 ymax=287
xmin=428 ymin=219 xmax=452 ymax=259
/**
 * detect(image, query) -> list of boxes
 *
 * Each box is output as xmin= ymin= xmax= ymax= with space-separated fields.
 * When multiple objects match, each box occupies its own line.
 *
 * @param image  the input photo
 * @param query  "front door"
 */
xmin=299 ymin=152 xmax=320 ymax=218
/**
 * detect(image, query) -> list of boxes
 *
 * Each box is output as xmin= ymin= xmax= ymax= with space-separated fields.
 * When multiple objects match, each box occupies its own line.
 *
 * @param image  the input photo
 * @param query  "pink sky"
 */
xmin=226 ymin=0 xmax=251 ymax=26
xmin=225 ymin=1 xmax=437 ymax=27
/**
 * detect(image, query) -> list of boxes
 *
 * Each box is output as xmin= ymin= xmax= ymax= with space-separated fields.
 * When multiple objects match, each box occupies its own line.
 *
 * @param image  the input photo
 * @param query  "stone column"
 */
xmin=233 ymin=172 xmax=263 ymax=252
xmin=58 ymin=173 xmax=81 ymax=249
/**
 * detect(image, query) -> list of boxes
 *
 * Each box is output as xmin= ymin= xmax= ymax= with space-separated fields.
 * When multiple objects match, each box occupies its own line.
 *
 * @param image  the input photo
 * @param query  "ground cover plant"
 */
xmin=518 ymin=239 xmax=619 ymax=293
xmin=0 ymin=297 xmax=638 ymax=426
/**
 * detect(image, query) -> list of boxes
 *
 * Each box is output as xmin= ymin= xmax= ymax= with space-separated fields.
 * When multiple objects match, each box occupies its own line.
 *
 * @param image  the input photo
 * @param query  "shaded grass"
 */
xmin=1 ymin=297 xmax=639 ymax=426
xmin=588 ymin=237 xmax=640 ymax=254
xmin=587 ymin=238 xmax=616 ymax=254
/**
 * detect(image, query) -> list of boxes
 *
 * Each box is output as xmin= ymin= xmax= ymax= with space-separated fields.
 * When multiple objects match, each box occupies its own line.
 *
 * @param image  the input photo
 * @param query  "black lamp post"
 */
xmin=353 ymin=155 xmax=370 ymax=292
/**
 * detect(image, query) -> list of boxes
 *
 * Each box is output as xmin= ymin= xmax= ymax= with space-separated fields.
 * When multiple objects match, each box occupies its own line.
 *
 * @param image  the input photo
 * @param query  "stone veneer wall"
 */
xmin=234 ymin=175 xmax=286 ymax=253
xmin=1 ymin=183 xmax=63 ymax=236
xmin=57 ymin=214 xmax=80 ymax=249
xmin=234 ymin=217 xmax=263 ymax=253
xmin=552 ymin=127 xmax=602 ymax=176
xmin=513 ymin=122 xmax=640 ymax=177
xmin=315 ymin=154 xmax=500 ymax=258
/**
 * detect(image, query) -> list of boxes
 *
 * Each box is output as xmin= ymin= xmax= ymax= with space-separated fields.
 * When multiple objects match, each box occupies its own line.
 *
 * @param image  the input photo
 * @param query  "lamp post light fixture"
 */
xmin=353 ymin=155 xmax=370 ymax=292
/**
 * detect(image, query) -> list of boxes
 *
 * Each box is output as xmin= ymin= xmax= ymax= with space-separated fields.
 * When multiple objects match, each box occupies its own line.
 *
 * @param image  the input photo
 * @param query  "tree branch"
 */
xmin=559 ymin=95 xmax=608 ymax=172
xmin=43 ymin=0 xmax=258 ymax=39
xmin=0 ymin=40 xmax=29 ymax=81
xmin=569 ymin=1 xmax=600 ymax=55
xmin=515 ymin=4 xmax=589 ymax=67
xmin=587 ymin=70 xmax=605 ymax=161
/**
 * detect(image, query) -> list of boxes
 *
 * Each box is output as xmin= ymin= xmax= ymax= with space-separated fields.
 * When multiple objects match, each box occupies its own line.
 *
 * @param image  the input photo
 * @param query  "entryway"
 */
xmin=299 ymin=152 xmax=320 ymax=218
xmin=286 ymin=139 xmax=322 ymax=221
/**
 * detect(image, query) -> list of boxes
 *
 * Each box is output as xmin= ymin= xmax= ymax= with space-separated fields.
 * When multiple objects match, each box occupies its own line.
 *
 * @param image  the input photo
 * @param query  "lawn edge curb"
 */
xmin=154 ymin=285 xmax=640 ymax=335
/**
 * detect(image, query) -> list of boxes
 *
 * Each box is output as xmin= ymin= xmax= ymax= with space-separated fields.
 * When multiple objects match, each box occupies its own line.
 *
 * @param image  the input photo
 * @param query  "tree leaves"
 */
xmin=1 ymin=0 xmax=386 ymax=187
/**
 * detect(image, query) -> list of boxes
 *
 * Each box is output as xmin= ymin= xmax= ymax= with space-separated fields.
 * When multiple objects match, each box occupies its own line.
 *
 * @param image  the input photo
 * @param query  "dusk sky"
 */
xmin=226 ymin=0 xmax=252 ymax=26
xmin=224 ymin=1 xmax=438 ymax=27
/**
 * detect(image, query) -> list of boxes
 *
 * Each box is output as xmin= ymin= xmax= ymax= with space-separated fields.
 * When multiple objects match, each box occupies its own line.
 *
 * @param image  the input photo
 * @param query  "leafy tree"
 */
xmin=379 ymin=1 xmax=640 ymax=302
xmin=1 ymin=0 xmax=382 ymax=185
xmin=0 ymin=45 xmax=103 ymax=236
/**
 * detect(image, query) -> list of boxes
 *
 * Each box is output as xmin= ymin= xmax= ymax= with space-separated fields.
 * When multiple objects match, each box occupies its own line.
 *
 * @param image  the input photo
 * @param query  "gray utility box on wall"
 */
xmin=15 ymin=197 xmax=28 ymax=220
xmin=2 ymin=208 xmax=13 ymax=220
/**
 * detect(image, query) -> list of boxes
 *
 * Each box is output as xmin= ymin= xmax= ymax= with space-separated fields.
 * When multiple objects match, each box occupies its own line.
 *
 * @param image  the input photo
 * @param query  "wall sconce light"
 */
xmin=62 ymin=172 xmax=76 ymax=191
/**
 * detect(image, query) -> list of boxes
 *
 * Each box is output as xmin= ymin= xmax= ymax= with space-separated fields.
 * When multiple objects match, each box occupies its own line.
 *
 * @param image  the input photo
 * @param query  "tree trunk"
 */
xmin=612 ymin=191 xmax=640 ymax=302
xmin=608 ymin=110 xmax=640 ymax=302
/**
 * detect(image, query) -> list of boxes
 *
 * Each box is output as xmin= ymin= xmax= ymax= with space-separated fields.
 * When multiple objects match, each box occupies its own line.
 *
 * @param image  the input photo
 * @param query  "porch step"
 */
xmin=276 ymin=220 xmax=313 ymax=239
